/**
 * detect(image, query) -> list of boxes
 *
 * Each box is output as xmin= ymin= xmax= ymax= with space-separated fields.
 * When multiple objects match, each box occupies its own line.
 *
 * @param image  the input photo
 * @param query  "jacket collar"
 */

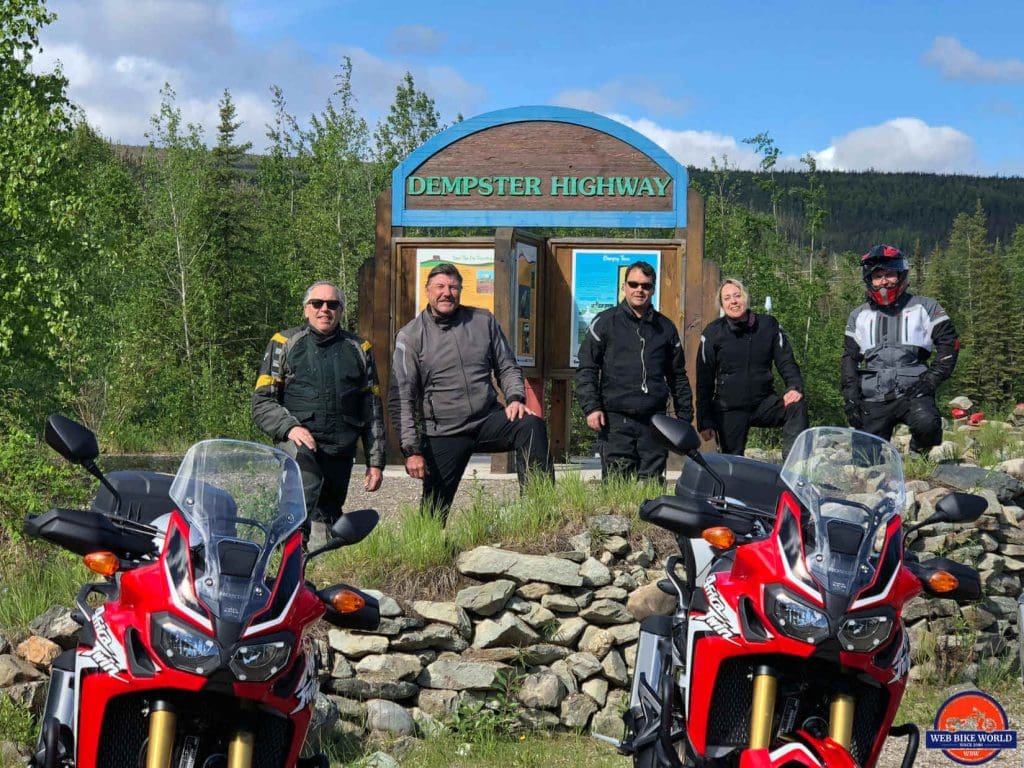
xmin=617 ymin=299 xmax=654 ymax=323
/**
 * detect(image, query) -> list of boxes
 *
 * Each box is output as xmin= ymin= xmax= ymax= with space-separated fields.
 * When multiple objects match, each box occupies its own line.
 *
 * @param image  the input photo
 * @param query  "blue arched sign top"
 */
xmin=392 ymin=106 xmax=687 ymax=229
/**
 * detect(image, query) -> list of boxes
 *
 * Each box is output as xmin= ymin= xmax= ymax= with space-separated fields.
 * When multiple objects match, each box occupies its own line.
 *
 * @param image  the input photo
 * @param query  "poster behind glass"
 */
xmin=570 ymin=250 xmax=660 ymax=366
xmin=415 ymin=248 xmax=496 ymax=312
xmin=513 ymin=243 xmax=538 ymax=366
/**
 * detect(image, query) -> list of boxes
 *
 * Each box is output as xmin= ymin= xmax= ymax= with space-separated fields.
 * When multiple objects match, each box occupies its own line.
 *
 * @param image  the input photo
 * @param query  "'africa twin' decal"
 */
xmin=81 ymin=606 xmax=128 ymax=680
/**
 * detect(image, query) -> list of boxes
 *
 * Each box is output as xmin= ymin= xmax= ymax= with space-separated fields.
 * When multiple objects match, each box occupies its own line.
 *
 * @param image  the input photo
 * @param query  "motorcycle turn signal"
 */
xmin=702 ymin=526 xmax=736 ymax=550
xmin=330 ymin=589 xmax=367 ymax=613
xmin=83 ymin=551 xmax=120 ymax=576
xmin=926 ymin=570 xmax=959 ymax=593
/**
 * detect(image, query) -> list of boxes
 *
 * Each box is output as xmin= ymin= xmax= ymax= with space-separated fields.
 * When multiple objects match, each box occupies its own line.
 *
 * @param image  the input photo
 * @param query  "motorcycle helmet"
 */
xmin=861 ymin=244 xmax=909 ymax=306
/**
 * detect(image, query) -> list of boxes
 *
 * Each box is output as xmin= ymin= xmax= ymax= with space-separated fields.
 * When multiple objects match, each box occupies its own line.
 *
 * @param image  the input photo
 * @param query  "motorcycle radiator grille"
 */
xmin=705 ymin=658 xmax=753 ymax=745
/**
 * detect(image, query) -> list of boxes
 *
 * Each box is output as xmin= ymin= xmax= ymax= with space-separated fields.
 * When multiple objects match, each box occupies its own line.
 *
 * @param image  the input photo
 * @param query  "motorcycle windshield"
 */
xmin=780 ymin=428 xmax=906 ymax=597
xmin=169 ymin=440 xmax=305 ymax=622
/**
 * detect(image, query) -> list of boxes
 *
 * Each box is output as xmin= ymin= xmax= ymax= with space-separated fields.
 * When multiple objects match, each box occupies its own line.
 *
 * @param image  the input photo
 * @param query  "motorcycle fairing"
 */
xmin=737 ymin=732 xmax=859 ymax=767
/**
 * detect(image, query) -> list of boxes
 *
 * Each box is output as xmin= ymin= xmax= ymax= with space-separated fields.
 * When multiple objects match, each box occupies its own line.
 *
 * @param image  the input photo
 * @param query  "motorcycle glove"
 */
xmin=844 ymin=399 xmax=863 ymax=429
xmin=905 ymin=375 xmax=937 ymax=399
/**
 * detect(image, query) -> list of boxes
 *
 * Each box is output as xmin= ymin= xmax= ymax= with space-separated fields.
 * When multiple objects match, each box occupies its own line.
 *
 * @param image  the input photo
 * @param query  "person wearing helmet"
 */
xmin=841 ymin=245 xmax=959 ymax=453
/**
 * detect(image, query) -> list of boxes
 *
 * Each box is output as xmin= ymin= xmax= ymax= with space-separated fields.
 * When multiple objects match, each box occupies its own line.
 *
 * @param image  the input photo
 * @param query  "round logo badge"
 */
xmin=925 ymin=690 xmax=1017 ymax=765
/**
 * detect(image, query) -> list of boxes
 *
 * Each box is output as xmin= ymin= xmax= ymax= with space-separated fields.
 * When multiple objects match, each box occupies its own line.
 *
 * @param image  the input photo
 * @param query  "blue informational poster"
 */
xmin=570 ymin=249 xmax=661 ymax=366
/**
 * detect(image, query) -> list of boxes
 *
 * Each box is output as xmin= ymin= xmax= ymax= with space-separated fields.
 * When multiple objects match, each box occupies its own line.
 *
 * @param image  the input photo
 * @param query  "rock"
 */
xmin=626 ymin=537 xmax=656 ymax=567
xmin=4 ymin=680 xmax=47 ymax=712
xmin=418 ymin=653 xmax=510 ymax=690
xmin=594 ymin=586 xmax=629 ymax=601
xmin=416 ymin=688 xmax=459 ymax=717
xmin=520 ymin=644 xmax=570 ymax=665
xmin=457 ymin=546 xmax=584 ymax=587
xmin=323 ymin=677 xmax=419 ymax=701
xmin=366 ymin=699 xmax=415 ymax=736
xmin=412 ymin=601 xmax=472 ymax=638
xmin=602 ymin=649 xmax=629 ymax=686
xmin=541 ymin=593 xmax=579 ymax=613
xmin=613 ymin=572 xmax=638 ymax=590
xmin=355 ymin=653 xmax=423 ymax=682
xmin=28 ymin=606 xmax=81 ymax=649
xmin=328 ymin=630 xmax=388 ymax=658
xmin=472 ymin=612 xmax=541 ymax=648
xmin=549 ymin=617 xmax=588 ymax=646
xmin=930 ymin=464 xmax=1024 ymax=504
xmin=517 ymin=671 xmax=567 ymax=709
xmin=582 ymin=678 xmax=609 ymax=707
xmin=304 ymin=693 xmax=340 ymax=753
xmin=549 ymin=660 xmax=579 ymax=694
xmin=516 ymin=582 xmax=555 ymax=600
xmin=17 ymin=636 xmax=61 ymax=667
xmin=412 ymin=706 xmax=446 ymax=738
xmin=456 ymin=580 xmax=517 ymax=617
xmin=602 ymin=535 xmax=631 ymax=557
xmin=364 ymin=590 xmax=402 ymax=618
xmin=580 ymin=599 xmax=634 ymax=625
xmin=569 ymin=532 xmax=593 ymax=554
xmin=390 ymin=623 xmax=469 ymax=652
xmin=326 ymin=695 xmax=366 ymax=723
xmin=948 ymin=396 xmax=974 ymax=410
xmin=518 ymin=602 xmax=557 ymax=630
xmin=997 ymin=458 xmax=1024 ymax=481
xmin=0 ymin=654 xmax=46 ymax=686
xmin=589 ymin=515 xmax=630 ymax=536
xmin=374 ymin=616 xmax=426 ymax=636
xmin=928 ymin=441 xmax=959 ymax=462
xmin=607 ymin=623 xmax=641 ymax=645
xmin=565 ymin=651 xmax=603 ymax=681
xmin=461 ymin=647 xmax=521 ymax=663
xmin=560 ymin=692 xmax=599 ymax=729
xmin=330 ymin=654 xmax=354 ymax=679
xmin=579 ymin=557 xmax=612 ymax=587
xmin=362 ymin=751 xmax=400 ymax=768
xmin=591 ymin=691 xmax=629 ymax=739
xmin=626 ymin=581 xmax=675 ymax=622
xmin=578 ymin=626 xmax=615 ymax=658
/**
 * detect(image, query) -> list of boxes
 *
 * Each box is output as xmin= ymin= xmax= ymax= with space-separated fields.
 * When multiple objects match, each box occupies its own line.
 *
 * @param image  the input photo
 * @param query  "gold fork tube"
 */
xmin=227 ymin=728 xmax=255 ymax=768
xmin=749 ymin=666 xmax=778 ymax=749
xmin=145 ymin=703 xmax=176 ymax=768
xmin=829 ymin=693 xmax=855 ymax=749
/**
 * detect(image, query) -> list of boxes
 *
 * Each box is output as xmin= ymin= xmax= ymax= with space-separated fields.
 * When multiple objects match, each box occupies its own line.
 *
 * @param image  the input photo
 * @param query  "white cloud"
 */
xmin=608 ymin=115 xmax=762 ymax=170
xmin=923 ymin=37 xmax=1024 ymax=83
xmin=554 ymin=78 xmax=690 ymax=117
xmin=810 ymin=118 xmax=976 ymax=173
xmin=388 ymin=25 xmax=446 ymax=56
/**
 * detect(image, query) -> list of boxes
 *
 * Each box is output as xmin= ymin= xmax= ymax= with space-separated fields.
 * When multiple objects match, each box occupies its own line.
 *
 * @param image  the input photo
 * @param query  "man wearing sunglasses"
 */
xmin=252 ymin=281 xmax=385 ymax=545
xmin=575 ymin=261 xmax=694 ymax=481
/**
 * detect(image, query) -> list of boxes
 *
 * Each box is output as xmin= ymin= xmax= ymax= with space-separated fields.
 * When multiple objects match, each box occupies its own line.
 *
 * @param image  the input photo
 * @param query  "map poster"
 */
xmin=514 ymin=243 xmax=538 ymax=366
xmin=570 ymin=249 xmax=661 ymax=366
xmin=415 ymin=248 xmax=496 ymax=312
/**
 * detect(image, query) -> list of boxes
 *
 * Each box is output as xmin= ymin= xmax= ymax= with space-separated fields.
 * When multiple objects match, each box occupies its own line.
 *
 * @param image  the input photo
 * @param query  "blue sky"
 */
xmin=36 ymin=0 xmax=1024 ymax=175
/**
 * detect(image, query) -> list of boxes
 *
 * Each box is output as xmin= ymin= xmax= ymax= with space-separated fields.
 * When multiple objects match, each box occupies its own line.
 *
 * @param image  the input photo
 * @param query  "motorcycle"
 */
xmin=25 ymin=414 xmax=380 ymax=768
xmin=616 ymin=419 xmax=985 ymax=768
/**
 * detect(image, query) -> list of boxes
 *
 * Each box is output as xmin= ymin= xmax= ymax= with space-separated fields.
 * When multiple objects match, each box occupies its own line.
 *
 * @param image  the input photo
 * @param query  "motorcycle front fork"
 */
xmin=748 ymin=666 xmax=855 ymax=751
xmin=145 ymin=700 xmax=256 ymax=768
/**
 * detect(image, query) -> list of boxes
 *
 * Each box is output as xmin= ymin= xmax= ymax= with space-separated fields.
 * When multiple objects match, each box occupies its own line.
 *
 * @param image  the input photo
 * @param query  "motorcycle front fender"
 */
xmin=737 ymin=732 xmax=858 ymax=768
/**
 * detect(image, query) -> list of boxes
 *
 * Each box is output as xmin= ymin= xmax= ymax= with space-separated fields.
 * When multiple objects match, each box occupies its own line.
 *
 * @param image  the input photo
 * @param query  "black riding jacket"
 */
xmin=696 ymin=312 xmax=803 ymax=429
xmin=575 ymin=301 xmax=693 ymax=421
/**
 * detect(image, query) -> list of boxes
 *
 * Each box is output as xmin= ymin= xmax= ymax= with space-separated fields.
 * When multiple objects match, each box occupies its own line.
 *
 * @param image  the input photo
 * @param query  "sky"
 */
xmin=33 ymin=0 xmax=1024 ymax=176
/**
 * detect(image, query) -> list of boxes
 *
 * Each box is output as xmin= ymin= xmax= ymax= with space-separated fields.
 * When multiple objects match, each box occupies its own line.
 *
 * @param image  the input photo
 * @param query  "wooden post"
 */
xmin=492 ymin=228 xmax=516 ymax=474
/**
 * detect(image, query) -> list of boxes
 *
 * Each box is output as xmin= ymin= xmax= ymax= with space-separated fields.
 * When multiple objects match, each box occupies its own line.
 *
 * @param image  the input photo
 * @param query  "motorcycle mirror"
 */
xmin=651 ymin=414 xmax=701 ymax=456
xmin=906 ymin=491 xmax=987 ymax=535
xmin=45 ymin=414 xmax=99 ymax=464
xmin=44 ymin=414 xmax=122 ymax=514
xmin=306 ymin=509 xmax=380 ymax=560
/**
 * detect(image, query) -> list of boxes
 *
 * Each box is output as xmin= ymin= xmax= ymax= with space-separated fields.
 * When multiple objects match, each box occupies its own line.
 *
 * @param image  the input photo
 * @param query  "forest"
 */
xmin=3 ymin=0 xmax=1024 ymax=468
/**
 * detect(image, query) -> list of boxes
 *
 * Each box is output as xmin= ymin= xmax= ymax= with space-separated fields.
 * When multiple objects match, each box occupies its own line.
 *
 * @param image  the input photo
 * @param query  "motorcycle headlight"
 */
xmin=769 ymin=590 xmax=830 ymax=644
xmin=839 ymin=612 xmax=894 ymax=652
xmin=229 ymin=636 xmax=293 ymax=682
xmin=153 ymin=617 xmax=220 ymax=675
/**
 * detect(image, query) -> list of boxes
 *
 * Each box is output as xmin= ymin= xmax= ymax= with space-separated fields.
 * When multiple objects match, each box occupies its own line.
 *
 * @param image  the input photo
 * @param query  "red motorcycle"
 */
xmin=25 ymin=414 xmax=379 ymax=768
xmin=618 ymin=419 xmax=985 ymax=768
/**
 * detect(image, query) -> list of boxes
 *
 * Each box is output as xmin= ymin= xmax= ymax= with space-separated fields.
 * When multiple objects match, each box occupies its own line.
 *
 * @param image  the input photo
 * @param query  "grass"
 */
xmin=309 ymin=471 xmax=665 ymax=601
xmin=378 ymin=731 xmax=630 ymax=768
xmin=0 ymin=543 xmax=92 ymax=635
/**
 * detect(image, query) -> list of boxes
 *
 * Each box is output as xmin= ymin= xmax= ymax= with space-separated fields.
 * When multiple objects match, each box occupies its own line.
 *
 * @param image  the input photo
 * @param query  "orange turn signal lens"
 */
xmin=702 ymin=526 xmax=736 ymax=550
xmin=331 ymin=590 xmax=366 ymax=614
xmin=927 ymin=571 xmax=959 ymax=593
xmin=84 ymin=551 xmax=120 ymax=577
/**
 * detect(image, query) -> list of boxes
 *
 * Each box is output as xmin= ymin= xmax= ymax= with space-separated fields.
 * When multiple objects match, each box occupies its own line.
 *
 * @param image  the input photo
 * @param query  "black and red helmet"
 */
xmin=861 ymin=244 xmax=909 ymax=306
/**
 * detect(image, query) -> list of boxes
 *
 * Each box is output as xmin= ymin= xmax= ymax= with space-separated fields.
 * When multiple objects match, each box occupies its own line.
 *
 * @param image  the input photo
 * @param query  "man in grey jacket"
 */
xmin=390 ymin=263 xmax=553 ymax=521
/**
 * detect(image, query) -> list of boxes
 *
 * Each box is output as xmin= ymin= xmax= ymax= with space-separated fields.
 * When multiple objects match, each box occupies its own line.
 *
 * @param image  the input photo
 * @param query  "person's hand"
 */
xmin=364 ymin=467 xmax=383 ymax=492
xmin=905 ymin=376 xmax=936 ymax=399
xmin=586 ymin=410 xmax=606 ymax=431
xmin=287 ymin=425 xmax=316 ymax=450
xmin=405 ymin=454 xmax=427 ymax=480
xmin=782 ymin=389 xmax=803 ymax=407
xmin=843 ymin=399 xmax=863 ymax=429
xmin=505 ymin=401 xmax=532 ymax=421
xmin=700 ymin=428 xmax=716 ymax=443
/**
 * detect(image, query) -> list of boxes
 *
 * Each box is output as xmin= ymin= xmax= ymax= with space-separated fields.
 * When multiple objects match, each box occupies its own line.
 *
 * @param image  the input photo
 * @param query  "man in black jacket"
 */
xmin=252 ymin=281 xmax=385 ymax=543
xmin=696 ymin=278 xmax=808 ymax=457
xmin=575 ymin=261 xmax=694 ymax=480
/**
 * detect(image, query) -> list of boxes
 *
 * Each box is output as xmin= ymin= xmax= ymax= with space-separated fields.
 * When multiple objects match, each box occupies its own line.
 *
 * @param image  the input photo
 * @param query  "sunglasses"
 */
xmin=626 ymin=280 xmax=654 ymax=291
xmin=307 ymin=299 xmax=341 ymax=310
